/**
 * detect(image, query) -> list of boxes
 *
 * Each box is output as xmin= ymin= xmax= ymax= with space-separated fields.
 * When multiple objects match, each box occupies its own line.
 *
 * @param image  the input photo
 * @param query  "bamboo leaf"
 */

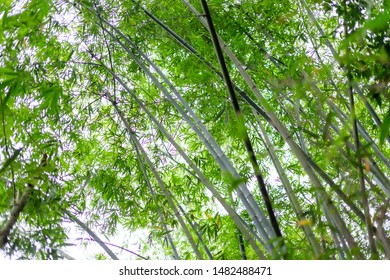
xmin=380 ymin=110 xmax=390 ymax=144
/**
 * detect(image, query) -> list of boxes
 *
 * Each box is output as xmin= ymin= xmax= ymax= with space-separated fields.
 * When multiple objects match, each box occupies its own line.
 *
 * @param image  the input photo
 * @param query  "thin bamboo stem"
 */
xmin=64 ymin=209 xmax=119 ymax=260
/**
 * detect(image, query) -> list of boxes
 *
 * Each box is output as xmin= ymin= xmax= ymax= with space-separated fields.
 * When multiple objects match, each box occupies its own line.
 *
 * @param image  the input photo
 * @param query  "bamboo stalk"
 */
xmin=343 ymin=3 xmax=377 ymax=257
xmin=176 ymin=203 xmax=214 ymax=260
xmin=64 ymin=209 xmax=119 ymax=260
xmin=199 ymin=0 xmax=285 ymax=256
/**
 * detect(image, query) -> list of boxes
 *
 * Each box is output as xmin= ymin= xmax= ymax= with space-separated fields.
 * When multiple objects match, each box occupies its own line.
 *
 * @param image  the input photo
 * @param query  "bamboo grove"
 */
xmin=0 ymin=0 xmax=389 ymax=259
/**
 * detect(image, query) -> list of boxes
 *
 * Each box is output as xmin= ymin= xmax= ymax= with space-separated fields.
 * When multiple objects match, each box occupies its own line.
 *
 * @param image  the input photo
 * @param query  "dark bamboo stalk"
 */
xmin=199 ymin=0 xmax=285 ymax=257
xmin=237 ymin=230 xmax=247 ymax=260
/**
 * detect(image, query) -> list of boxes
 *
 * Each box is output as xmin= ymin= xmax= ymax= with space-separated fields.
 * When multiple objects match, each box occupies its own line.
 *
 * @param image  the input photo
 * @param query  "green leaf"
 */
xmin=364 ymin=13 xmax=390 ymax=33
xmin=0 ymin=67 xmax=19 ymax=83
xmin=64 ymin=50 xmax=74 ymax=63
xmin=0 ymin=148 xmax=22 ymax=175
xmin=380 ymin=110 xmax=390 ymax=144
xmin=39 ymin=82 xmax=62 ymax=117
xmin=0 ymin=90 xmax=12 ymax=113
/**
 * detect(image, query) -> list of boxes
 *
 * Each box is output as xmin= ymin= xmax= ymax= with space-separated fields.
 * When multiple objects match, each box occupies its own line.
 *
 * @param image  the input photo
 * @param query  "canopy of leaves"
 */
xmin=0 ymin=0 xmax=389 ymax=260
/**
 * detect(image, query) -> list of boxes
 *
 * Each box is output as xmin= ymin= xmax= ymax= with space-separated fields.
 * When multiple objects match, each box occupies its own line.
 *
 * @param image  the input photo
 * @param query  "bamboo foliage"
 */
xmin=0 ymin=0 xmax=389 ymax=260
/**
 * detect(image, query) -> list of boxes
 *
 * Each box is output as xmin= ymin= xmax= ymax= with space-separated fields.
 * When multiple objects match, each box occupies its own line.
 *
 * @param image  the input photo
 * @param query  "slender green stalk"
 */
xmin=176 ymin=203 xmax=214 ymax=260
xmin=129 ymin=132 xmax=181 ymax=259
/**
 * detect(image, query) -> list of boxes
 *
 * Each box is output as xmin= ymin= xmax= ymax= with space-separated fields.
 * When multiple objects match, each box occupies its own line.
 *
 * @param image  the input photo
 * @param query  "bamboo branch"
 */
xmin=83 ymin=238 xmax=149 ymax=260
xmin=58 ymin=249 xmax=76 ymax=260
